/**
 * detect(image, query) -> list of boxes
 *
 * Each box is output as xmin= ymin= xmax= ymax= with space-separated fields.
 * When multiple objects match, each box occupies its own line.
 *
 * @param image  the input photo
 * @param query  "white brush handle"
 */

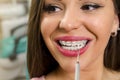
xmin=75 ymin=61 xmax=80 ymax=80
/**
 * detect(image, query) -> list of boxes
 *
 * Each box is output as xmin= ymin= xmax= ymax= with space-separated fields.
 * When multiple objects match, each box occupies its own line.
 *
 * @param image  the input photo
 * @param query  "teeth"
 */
xmin=59 ymin=40 xmax=88 ymax=50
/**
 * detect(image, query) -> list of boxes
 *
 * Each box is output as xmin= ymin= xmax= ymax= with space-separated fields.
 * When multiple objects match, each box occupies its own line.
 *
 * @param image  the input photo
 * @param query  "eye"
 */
xmin=43 ymin=4 xmax=62 ymax=13
xmin=81 ymin=3 xmax=102 ymax=11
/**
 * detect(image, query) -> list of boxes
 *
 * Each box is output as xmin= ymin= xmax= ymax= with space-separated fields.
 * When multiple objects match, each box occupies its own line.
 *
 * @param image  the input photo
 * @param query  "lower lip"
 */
xmin=56 ymin=42 xmax=90 ymax=57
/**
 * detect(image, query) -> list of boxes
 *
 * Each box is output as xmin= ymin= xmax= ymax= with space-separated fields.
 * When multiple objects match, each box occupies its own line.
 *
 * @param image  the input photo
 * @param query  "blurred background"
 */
xmin=0 ymin=0 xmax=31 ymax=80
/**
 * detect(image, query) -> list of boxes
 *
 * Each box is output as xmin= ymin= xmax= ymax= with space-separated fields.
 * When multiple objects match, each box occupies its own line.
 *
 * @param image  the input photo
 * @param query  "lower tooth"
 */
xmin=62 ymin=46 xmax=80 ymax=50
xmin=63 ymin=46 xmax=69 ymax=50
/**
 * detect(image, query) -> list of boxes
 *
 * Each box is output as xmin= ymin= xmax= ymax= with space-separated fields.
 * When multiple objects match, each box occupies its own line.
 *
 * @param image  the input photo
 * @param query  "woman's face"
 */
xmin=41 ymin=0 xmax=119 ymax=73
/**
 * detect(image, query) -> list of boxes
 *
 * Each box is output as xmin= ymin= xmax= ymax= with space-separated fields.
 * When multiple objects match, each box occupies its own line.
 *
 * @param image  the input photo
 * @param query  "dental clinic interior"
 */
xmin=0 ymin=0 xmax=31 ymax=80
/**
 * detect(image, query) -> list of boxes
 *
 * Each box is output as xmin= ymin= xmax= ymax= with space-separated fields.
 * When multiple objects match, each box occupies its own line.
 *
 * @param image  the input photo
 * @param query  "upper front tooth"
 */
xmin=60 ymin=41 xmax=72 ymax=46
xmin=59 ymin=40 xmax=88 ymax=50
xmin=59 ymin=40 xmax=87 ymax=45
xmin=59 ymin=41 xmax=65 ymax=45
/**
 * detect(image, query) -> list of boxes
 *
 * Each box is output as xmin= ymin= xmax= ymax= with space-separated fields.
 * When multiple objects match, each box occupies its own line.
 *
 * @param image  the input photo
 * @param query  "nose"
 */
xmin=59 ymin=10 xmax=82 ymax=32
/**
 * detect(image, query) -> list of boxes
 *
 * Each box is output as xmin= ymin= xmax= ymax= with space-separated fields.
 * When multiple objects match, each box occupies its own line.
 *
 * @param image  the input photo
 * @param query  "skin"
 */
xmin=40 ymin=0 xmax=119 ymax=80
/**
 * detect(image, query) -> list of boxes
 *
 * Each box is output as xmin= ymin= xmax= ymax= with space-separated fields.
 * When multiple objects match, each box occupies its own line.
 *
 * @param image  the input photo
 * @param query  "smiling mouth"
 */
xmin=55 ymin=36 xmax=91 ymax=56
xmin=57 ymin=40 xmax=89 ymax=51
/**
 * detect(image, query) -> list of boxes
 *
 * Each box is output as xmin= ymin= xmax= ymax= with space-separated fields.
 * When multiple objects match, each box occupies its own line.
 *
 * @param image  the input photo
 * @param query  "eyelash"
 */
xmin=81 ymin=3 xmax=103 ymax=11
xmin=43 ymin=4 xmax=62 ymax=13
xmin=43 ymin=3 xmax=103 ymax=13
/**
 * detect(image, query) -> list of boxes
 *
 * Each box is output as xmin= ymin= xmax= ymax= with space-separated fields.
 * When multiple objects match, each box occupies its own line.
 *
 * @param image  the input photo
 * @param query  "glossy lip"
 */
xmin=55 ymin=36 xmax=92 ymax=57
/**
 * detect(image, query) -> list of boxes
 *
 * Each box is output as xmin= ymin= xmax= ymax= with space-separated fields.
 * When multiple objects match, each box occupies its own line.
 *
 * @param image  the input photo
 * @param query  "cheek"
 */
xmin=40 ymin=17 xmax=58 ymax=55
xmin=87 ymin=15 xmax=115 ymax=39
xmin=41 ymin=18 xmax=52 ymax=37
xmin=41 ymin=17 xmax=58 ymax=39
xmin=85 ymin=14 xmax=116 ymax=55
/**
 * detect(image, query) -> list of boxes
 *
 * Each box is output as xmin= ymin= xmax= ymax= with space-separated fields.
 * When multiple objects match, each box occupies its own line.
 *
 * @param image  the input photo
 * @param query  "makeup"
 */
xmin=75 ymin=53 xmax=80 ymax=80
